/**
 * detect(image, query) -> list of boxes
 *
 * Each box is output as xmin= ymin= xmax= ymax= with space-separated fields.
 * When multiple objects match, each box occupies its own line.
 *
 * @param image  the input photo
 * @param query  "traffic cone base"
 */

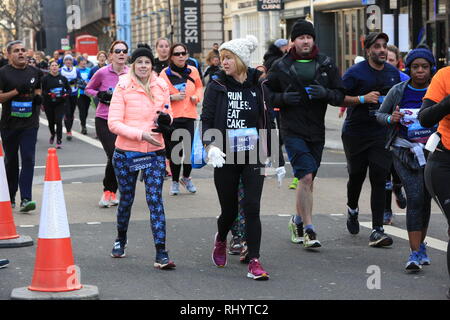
xmin=0 ymin=201 xmax=19 ymax=240
xmin=29 ymin=238 xmax=82 ymax=292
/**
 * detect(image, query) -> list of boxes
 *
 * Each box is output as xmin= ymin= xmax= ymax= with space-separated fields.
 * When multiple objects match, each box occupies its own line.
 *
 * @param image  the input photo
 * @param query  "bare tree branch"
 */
xmin=0 ymin=0 xmax=42 ymax=41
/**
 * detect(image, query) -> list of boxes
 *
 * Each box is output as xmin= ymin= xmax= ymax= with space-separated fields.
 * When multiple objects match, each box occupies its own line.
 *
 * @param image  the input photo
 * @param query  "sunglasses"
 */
xmin=114 ymin=49 xmax=128 ymax=54
xmin=173 ymin=52 xmax=187 ymax=57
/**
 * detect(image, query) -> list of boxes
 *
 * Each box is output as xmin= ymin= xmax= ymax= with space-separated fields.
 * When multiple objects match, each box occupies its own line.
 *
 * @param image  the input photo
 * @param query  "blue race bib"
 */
xmin=228 ymin=128 xmax=259 ymax=153
xmin=400 ymin=108 xmax=437 ymax=143
xmin=11 ymin=100 xmax=33 ymax=118
xmin=125 ymin=151 xmax=157 ymax=172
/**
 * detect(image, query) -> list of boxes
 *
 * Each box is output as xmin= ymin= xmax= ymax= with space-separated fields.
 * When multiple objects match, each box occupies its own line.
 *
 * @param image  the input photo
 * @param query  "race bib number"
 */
xmin=228 ymin=128 xmax=258 ymax=153
xmin=50 ymin=87 xmax=63 ymax=98
xmin=125 ymin=151 xmax=156 ymax=172
xmin=11 ymin=100 xmax=33 ymax=118
xmin=400 ymin=108 xmax=437 ymax=143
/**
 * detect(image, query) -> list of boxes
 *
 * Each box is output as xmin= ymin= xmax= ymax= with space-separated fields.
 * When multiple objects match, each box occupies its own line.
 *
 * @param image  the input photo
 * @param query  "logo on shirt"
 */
xmin=30 ymin=77 xmax=35 ymax=84
xmin=251 ymin=91 xmax=256 ymax=97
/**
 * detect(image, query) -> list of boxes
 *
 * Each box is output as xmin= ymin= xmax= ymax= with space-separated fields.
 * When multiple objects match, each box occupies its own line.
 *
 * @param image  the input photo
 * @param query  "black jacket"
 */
xmin=263 ymin=44 xmax=284 ymax=71
xmin=200 ymin=68 xmax=272 ymax=159
xmin=266 ymin=52 xmax=345 ymax=142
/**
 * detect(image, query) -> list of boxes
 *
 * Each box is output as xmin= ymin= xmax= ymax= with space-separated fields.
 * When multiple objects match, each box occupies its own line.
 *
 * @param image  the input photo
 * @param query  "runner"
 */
xmin=159 ymin=43 xmax=203 ymax=195
xmin=201 ymin=35 xmax=272 ymax=280
xmin=341 ymin=32 xmax=400 ymax=247
xmin=76 ymin=57 xmax=91 ymax=135
xmin=377 ymin=48 xmax=436 ymax=272
xmin=266 ymin=19 xmax=345 ymax=248
xmin=86 ymin=40 xmax=129 ymax=208
xmin=108 ymin=43 xmax=176 ymax=270
xmin=0 ymin=40 xmax=42 ymax=212
xmin=419 ymin=59 xmax=450 ymax=300
xmin=60 ymin=54 xmax=81 ymax=141
xmin=88 ymin=51 xmax=108 ymax=80
xmin=154 ymin=38 xmax=171 ymax=75
xmin=41 ymin=60 xmax=71 ymax=149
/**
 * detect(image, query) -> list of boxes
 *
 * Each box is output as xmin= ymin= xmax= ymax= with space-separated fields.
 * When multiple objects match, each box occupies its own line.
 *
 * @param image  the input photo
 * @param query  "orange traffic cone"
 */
xmin=0 ymin=141 xmax=33 ymax=248
xmin=28 ymin=148 xmax=82 ymax=292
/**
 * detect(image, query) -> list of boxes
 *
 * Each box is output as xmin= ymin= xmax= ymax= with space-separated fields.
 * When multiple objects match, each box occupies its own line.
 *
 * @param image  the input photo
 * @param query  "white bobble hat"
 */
xmin=219 ymin=35 xmax=258 ymax=67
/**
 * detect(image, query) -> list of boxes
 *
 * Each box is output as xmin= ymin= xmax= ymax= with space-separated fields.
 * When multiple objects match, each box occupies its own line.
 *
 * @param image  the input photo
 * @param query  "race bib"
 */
xmin=228 ymin=128 xmax=258 ymax=153
xmin=400 ymin=108 xmax=437 ymax=143
xmin=50 ymin=87 xmax=63 ymax=98
xmin=173 ymin=83 xmax=186 ymax=92
xmin=125 ymin=151 xmax=157 ymax=172
xmin=81 ymin=73 xmax=89 ymax=81
xmin=11 ymin=100 xmax=33 ymax=118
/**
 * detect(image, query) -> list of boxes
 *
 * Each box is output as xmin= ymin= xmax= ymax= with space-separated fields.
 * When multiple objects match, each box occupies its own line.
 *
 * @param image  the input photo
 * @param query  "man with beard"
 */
xmin=341 ymin=33 xmax=400 ymax=247
xmin=267 ymin=19 xmax=345 ymax=248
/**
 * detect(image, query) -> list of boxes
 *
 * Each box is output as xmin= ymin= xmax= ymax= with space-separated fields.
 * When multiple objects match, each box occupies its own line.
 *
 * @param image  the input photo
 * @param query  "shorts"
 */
xmin=284 ymin=135 xmax=324 ymax=179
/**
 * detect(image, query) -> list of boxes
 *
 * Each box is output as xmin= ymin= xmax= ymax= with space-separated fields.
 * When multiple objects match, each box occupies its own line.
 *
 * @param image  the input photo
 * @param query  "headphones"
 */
xmin=404 ymin=64 xmax=437 ymax=75
xmin=404 ymin=49 xmax=437 ymax=75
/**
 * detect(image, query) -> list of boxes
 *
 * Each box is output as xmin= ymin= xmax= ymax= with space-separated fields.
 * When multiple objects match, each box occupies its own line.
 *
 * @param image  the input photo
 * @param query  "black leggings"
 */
xmin=44 ymin=103 xmax=65 ymax=142
xmin=424 ymin=150 xmax=450 ymax=278
xmin=77 ymin=94 xmax=91 ymax=128
xmin=166 ymin=118 xmax=195 ymax=182
xmin=214 ymin=164 xmax=265 ymax=260
xmin=95 ymin=117 xmax=118 ymax=193
xmin=64 ymin=95 xmax=78 ymax=133
xmin=385 ymin=165 xmax=402 ymax=211
xmin=342 ymin=134 xmax=390 ymax=229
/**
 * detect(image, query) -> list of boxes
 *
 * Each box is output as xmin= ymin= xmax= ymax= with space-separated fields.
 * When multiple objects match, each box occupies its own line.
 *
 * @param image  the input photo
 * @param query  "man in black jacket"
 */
xmin=263 ymin=39 xmax=288 ymax=71
xmin=266 ymin=19 xmax=345 ymax=249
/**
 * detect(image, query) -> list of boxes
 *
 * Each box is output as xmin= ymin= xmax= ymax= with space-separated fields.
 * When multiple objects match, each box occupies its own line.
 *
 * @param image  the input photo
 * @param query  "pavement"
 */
xmin=1 ymin=105 xmax=449 ymax=303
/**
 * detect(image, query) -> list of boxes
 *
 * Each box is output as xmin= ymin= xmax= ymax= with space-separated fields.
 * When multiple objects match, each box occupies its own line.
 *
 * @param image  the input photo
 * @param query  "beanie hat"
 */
xmin=405 ymin=48 xmax=435 ymax=68
xmin=290 ymin=19 xmax=315 ymax=41
xmin=130 ymin=43 xmax=155 ymax=65
xmin=219 ymin=35 xmax=258 ymax=67
xmin=274 ymin=39 xmax=288 ymax=48
xmin=63 ymin=55 xmax=73 ymax=61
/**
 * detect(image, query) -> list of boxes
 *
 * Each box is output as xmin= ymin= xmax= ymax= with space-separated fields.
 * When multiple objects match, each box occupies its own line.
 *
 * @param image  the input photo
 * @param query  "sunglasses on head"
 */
xmin=114 ymin=49 xmax=128 ymax=54
xmin=173 ymin=52 xmax=187 ymax=57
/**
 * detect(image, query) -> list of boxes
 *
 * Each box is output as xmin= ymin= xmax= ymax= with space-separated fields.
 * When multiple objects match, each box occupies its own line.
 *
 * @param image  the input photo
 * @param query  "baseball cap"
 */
xmin=364 ymin=32 xmax=389 ymax=49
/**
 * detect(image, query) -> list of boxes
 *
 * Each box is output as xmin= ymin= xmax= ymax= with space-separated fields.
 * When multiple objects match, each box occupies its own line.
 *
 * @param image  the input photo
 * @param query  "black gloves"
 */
xmin=16 ymin=82 xmax=33 ymax=95
xmin=308 ymin=85 xmax=329 ymax=100
xmin=152 ymin=112 xmax=173 ymax=135
xmin=97 ymin=91 xmax=113 ymax=105
xmin=33 ymin=94 xmax=43 ymax=106
xmin=282 ymin=92 xmax=302 ymax=107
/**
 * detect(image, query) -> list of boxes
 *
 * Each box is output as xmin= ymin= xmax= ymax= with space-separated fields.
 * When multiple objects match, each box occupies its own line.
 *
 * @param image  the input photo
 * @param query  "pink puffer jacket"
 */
xmin=108 ymin=73 xmax=172 ymax=153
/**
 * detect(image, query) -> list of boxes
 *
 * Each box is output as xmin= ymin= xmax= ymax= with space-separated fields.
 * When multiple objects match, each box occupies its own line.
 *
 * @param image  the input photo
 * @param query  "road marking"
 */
xmin=87 ymin=222 xmax=102 ymax=225
xmin=278 ymin=214 xmax=291 ymax=217
xmin=34 ymin=164 xmax=106 ymax=169
xmin=360 ymin=222 xmax=447 ymax=252
xmin=19 ymin=225 xmax=35 ymax=228
xmin=39 ymin=117 xmax=103 ymax=149
xmin=330 ymin=214 xmax=344 ymax=216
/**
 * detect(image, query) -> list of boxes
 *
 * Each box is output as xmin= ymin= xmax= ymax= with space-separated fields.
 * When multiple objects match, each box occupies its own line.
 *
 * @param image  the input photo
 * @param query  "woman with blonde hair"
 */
xmin=201 ymin=35 xmax=272 ymax=280
xmin=108 ymin=44 xmax=175 ymax=269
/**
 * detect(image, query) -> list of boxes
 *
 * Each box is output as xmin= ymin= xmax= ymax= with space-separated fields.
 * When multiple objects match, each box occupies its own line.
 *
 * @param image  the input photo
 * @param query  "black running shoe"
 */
xmin=0 ymin=259 xmax=9 ymax=269
xmin=303 ymin=229 xmax=321 ymax=248
xmin=393 ymin=185 xmax=407 ymax=209
xmin=369 ymin=229 xmax=393 ymax=247
xmin=346 ymin=209 xmax=360 ymax=235
xmin=111 ymin=238 xmax=127 ymax=258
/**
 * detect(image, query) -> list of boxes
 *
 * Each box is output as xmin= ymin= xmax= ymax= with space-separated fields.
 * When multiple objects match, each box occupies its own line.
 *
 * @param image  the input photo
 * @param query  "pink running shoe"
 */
xmin=212 ymin=233 xmax=227 ymax=267
xmin=247 ymin=258 xmax=269 ymax=280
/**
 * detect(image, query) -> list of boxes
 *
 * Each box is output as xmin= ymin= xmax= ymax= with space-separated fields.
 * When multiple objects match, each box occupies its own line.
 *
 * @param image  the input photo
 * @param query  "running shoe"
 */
xmin=288 ymin=216 xmax=304 ymax=244
xmin=0 ymin=259 xmax=9 ymax=269
xmin=109 ymin=192 xmax=119 ymax=206
xmin=99 ymin=191 xmax=111 ymax=208
xmin=56 ymin=142 xmax=62 ymax=149
xmin=240 ymin=242 xmax=250 ymax=264
xmin=393 ymin=185 xmax=407 ymax=209
xmin=66 ymin=132 xmax=73 ymax=141
xmin=346 ymin=208 xmax=360 ymax=235
xmin=405 ymin=251 xmax=422 ymax=272
xmin=383 ymin=210 xmax=394 ymax=225
xmin=289 ymin=178 xmax=299 ymax=190
xmin=228 ymin=236 xmax=243 ymax=255
xmin=369 ymin=229 xmax=393 ymax=247
xmin=247 ymin=258 xmax=269 ymax=280
xmin=180 ymin=177 xmax=197 ymax=193
xmin=303 ymin=228 xmax=321 ymax=248
xmin=11 ymin=202 xmax=15 ymax=209
xmin=212 ymin=233 xmax=227 ymax=267
xmin=20 ymin=199 xmax=36 ymax=213
xmin=154 ymin=251 xmax=176 ymax=270
xmin=111 ymin=238 xmax=127 ymax=258
xmin=81 ymin=126 xmax=87 ymax=135
xmin=49 ymin=135 xmax=55 ymax=145
xmin=170 ymin=181 xmax=180 ymax=196
xmin=418 ymin=242 xmax=431 ymax=265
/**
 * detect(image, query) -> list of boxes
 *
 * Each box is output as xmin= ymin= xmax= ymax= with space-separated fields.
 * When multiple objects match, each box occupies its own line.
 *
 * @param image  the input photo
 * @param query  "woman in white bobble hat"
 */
xmin=200 ymin=35 xmax=272 ymax=280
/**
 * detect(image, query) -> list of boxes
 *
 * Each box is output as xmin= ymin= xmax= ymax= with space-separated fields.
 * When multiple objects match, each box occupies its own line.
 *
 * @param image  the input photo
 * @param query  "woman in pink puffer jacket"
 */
xmin=108 ymin=44 xmax=176 ymax=270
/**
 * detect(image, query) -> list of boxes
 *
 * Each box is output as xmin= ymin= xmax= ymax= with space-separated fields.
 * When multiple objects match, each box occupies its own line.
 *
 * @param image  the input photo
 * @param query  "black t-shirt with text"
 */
xmin=0 ymin=64 xmax=42 ymax=130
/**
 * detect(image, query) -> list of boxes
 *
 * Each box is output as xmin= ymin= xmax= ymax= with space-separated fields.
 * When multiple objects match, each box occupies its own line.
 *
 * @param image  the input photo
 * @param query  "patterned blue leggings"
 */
xmin=112 ymin=150 xmax=167 ymax=251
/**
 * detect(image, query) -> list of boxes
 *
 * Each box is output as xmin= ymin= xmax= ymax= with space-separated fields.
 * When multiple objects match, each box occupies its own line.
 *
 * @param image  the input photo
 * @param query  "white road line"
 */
xmin=278 ymin=214 xmax=291 ymax=217
xmin=360 ymin=222 xmax=448 ymax=252
xmin=330 ymin=214 xmax=344 ymax=216
xmin=39 ymin=117 xmax=103 ymax=149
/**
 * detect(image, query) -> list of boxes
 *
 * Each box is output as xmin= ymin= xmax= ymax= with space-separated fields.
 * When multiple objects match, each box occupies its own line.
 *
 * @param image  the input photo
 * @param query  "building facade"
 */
xmin=130 ymin=0 xmax=223 ymax=61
